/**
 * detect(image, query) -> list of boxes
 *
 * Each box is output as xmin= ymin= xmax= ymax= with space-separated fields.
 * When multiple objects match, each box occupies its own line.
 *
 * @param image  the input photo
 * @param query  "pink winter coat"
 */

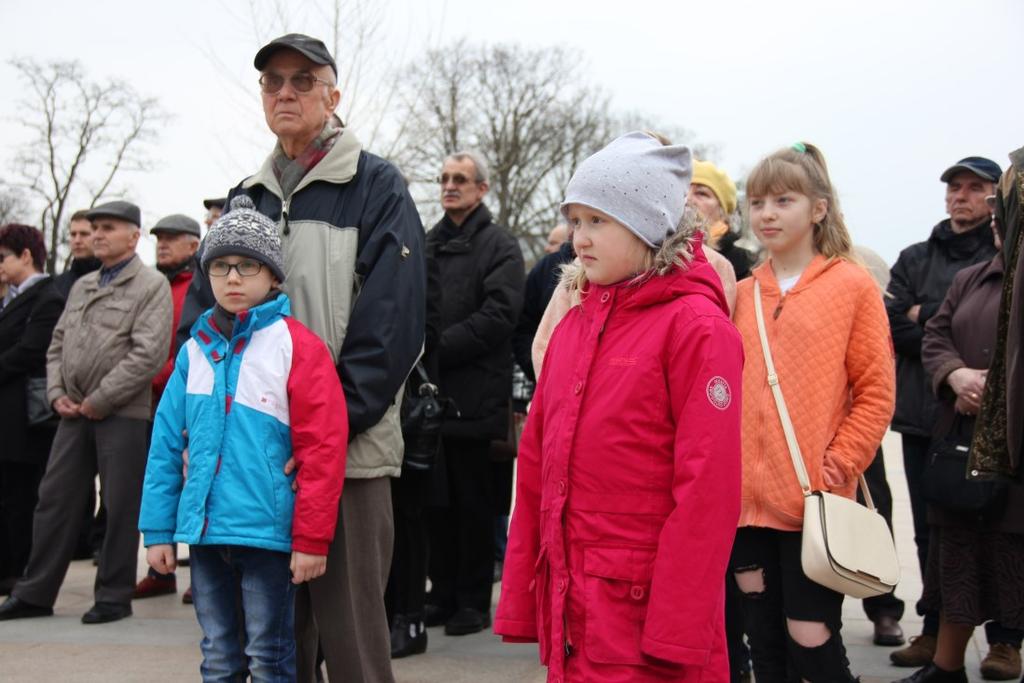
xmin=495 ymin=247 xmax=744 ymax=683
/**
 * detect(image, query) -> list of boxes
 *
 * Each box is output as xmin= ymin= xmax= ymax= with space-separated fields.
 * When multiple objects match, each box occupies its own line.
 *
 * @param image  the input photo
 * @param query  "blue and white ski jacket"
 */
xmin=139 ymin=293 xmax=347 ymax=555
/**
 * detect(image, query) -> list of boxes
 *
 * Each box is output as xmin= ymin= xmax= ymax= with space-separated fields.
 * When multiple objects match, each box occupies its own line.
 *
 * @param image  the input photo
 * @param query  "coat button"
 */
xmin=630 ymin=585 xmax=645 ymax=600
xmin=558 ymin=480 xmax=566 ymax=495
xmin=557 ymin=579 xmax=567 ymax=593
xmin=600 ymin=292 xmax=610 ymax=303
xmin=573 ymin=382 xmax=582 ymax=395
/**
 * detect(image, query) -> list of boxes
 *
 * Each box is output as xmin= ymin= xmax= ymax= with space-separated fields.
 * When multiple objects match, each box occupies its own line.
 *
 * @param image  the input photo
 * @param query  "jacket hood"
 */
xmin=929 ymin=218 xmax=995 ymax=259
xmin=242 ymin=118 xmax=362 ymax=199
xmin=750 ymin=254 xmax=843 ymax=296
xmin=584 ymin=234 xmax=730 ymax=316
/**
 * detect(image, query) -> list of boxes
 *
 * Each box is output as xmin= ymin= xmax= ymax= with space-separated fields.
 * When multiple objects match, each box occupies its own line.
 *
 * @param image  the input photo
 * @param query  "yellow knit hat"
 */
xmin=691 ymin=160 xmax=737 ymax=216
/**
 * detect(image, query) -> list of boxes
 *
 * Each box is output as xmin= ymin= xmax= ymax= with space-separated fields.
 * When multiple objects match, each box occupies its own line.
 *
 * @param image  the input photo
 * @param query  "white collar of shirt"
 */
xmin=5 ymin=273 xmax=47 ymax=303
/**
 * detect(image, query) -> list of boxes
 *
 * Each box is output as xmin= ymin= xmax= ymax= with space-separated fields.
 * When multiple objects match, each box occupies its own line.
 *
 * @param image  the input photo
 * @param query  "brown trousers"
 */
xmin=295 ymin=476 xmax=396 ymax=683
xmin=13 ymin=416 xmax=149 ymax=607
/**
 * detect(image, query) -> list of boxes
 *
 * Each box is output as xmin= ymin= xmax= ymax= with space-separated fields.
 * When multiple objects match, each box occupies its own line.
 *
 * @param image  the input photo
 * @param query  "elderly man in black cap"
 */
xmin=0 ymin=200 xmax=172 ymax=625
xmin=886 ymin=157 xmax=1024 ymax=675
xmin=178 ymin=34 xmax=425 ymax=682
xmin=132 ymin=213 xmax=201 ymax=601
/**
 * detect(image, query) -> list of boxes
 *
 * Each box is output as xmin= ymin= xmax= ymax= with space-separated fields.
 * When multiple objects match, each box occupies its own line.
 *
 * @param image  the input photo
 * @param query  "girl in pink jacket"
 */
xmin=495 ymin=132 xmax=744 ymax=683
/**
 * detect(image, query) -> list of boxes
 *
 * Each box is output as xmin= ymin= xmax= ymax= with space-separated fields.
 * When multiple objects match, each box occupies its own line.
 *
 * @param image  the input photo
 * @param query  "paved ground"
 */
xmin=0 ymin=432 xmax=991 ymax=681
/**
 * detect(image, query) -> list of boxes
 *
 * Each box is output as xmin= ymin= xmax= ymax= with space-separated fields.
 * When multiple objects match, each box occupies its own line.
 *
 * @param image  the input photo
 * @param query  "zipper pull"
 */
xmin=281 ymin=200 xmax=291 ymax=236
xmin=773 ymin=298 xmax=784 ymax=319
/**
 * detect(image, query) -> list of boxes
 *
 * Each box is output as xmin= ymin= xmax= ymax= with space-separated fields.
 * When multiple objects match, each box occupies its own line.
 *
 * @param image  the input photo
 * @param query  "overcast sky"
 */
xmin=1 ymin=0 xmax=1021 ymax=265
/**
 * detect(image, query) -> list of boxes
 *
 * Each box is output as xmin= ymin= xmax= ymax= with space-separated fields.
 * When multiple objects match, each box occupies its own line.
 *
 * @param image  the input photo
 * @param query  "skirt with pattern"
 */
xmin=919 ymin=524 xmax=1024 ymax=629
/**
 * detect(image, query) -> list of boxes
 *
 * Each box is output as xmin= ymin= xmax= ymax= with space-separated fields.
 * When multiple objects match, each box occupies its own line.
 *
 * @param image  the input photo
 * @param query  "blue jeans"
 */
xmin=189 ymin=545 xmax=296 ymax=683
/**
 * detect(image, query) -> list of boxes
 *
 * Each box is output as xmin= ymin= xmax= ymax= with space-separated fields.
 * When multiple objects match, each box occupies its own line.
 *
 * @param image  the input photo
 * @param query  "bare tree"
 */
xmin=392 ymin=44 xmax=612 ymax=261
xmin=0 ymin=186 xmax=30 ymax=225
xmin=8 ymin=58 xmax=164 ymax=273
xmin=207 ymin=0 xmax=431 ymax=156
xmin=389 ymin=43 xmax=708 ymax=262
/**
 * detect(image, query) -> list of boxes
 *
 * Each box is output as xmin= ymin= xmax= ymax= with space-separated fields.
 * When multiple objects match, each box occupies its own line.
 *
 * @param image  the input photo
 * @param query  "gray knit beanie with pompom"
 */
xmin=202 ymin=195 xmax=285 ymax=282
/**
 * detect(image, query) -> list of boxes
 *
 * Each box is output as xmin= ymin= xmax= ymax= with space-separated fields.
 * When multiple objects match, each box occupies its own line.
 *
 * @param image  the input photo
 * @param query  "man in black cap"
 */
xmin=203 ymin=197 xmax=226 ymax=230
xmin=132 ymin=214 xmax=201 ymax=601
xmin=179 ymin=34 xmax=424 ymax=682
xmin=887 ymin=157 xmax=1023 ymax=673
xmin=0 ymin=200 xmax=172 ymax=625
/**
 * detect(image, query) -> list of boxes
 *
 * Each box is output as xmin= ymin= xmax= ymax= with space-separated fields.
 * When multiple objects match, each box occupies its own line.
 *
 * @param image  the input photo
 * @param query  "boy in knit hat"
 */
xmin=139 ymin=196 xmax=347 ymax=681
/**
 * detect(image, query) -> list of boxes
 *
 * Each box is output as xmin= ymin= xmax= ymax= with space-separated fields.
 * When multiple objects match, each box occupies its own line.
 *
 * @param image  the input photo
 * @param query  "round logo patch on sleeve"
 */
xmin=706 ymin=376 xmax=732 ymax=410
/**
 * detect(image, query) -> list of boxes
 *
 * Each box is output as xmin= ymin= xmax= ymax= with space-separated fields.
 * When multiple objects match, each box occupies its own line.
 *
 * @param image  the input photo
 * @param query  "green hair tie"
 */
xmin=791 ymin=142 xmax=807 ymax=154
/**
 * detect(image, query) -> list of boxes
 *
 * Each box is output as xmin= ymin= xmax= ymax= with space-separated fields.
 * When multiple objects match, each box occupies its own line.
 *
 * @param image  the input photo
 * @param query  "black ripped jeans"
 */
xmin=730 ymin=526 xmax=855 ymax=683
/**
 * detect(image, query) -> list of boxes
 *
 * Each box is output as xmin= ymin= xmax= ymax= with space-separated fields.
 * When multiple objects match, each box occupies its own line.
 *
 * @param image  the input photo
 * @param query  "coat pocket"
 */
xmin=582 ymin=545 xmax=656 ymax=665
xmin=99 ymin=301 xmax=134 ymax=329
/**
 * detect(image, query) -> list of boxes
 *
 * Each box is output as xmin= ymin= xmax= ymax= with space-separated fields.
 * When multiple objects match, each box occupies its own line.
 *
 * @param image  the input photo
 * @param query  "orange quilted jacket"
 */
xmin=733 ymin=256 xmax=895 ymax=531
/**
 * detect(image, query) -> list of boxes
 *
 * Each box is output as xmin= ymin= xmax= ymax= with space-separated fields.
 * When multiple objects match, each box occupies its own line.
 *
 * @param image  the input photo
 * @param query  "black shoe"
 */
xmin=444 ymin=608 xmax=491 ymax=636
xmin=391 ymin=613 xmax=428 ymax=658
xmin=0 ymin=596 xmax=53 ymax=620
xmin=0 ymin=577 xmax=17 ymax=596
xmin=874 ymin=615 xmax=906 ymax=646
xmin=81 ymin=602 xmax=132 ymax=624
xmin=424 ymin=603 xmax=454 ymax=628
xmin=71 ymin=545 xmax=93 ymax=561
xmin=893 ymin=663 xmax=968 ymax=683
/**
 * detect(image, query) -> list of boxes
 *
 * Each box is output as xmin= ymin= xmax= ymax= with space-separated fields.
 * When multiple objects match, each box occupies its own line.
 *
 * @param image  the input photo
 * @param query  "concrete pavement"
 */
xmin=0 ymin=432 xmax=992 ymax=681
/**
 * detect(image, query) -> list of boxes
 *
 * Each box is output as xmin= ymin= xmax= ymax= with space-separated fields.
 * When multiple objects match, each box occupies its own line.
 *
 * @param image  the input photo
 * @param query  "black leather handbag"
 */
xmin=400 ymin=362 xmax=447 ymax=471
xmin=922 ymin=418 xmax=1007 ymax=516
xmin=26 ymin=376 xmax=57 ymax=427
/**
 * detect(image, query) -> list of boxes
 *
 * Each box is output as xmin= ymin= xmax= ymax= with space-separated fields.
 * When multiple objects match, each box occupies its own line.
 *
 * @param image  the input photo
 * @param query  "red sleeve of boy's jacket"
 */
xmin=285 ymin=318 xmax=348 ymax=555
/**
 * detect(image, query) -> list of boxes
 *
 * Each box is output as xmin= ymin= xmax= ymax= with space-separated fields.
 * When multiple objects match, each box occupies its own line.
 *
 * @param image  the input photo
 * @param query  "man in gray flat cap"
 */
xmin=178 ymin=34 xmax=425 ymax=682
xmin=0 ymin=200 xmax=172 ymax=625
xmin=132 ymin=213 xmax=201 ymax=601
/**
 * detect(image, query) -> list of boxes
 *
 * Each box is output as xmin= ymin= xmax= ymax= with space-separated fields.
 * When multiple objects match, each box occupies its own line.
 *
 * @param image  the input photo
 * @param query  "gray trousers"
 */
xmin=13 ymin=416 xmax=149 ymax=608
xmin=295 ymin=476 xmax=396 ymax=683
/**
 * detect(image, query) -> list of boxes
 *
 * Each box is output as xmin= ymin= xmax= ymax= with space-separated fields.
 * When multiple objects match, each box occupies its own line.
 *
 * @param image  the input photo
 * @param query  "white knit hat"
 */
xmin=561 ymin=131 xmax=692 ymax=247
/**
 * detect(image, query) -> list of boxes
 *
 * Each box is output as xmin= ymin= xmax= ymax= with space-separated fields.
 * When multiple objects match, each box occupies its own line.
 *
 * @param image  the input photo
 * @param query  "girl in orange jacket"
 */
xmin=730 ymin=142 xmax=895 ymax=682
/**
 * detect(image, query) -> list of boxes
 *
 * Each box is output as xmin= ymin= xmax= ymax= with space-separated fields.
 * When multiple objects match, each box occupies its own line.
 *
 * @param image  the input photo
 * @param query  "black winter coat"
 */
xmin=716 ymin=231 xmax=754 ymax=280
xmin=426 ymin=204 xmax=525 ymax=440
xmin=887 ymin=219 xmax=997 ymax=436
xmin=179 ymin=149 xmax=426 ymax=441
xmin=512 ymin=241 xmax=574 ymax=381
xmin=53 ymin=257 xmax=101 ymax=300
xmin=0 ymin=276 xmax=63 ymax=463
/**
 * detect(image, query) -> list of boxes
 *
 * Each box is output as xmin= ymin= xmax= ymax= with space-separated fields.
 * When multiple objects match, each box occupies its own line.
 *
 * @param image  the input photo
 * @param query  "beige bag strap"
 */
xmin=753 ymin=279 xmax=875 ymax=509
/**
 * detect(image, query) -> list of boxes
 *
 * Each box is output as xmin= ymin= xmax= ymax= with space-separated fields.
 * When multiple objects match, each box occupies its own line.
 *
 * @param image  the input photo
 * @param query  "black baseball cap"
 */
xmin=940 ymin=157 xmax=1002 ymax=183
xmin=203 ymin=197 xmax=227 ymax=210
xmin=254 ymin=34 xmax=337 ymax=77
xmin=86 ymin=200 xmax=141 ymax=228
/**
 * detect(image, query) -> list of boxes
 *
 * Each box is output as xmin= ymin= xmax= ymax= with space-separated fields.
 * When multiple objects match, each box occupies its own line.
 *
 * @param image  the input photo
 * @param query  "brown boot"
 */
xmin=980 ymin=643 xmax=1022 ymax=680
xmin=132 ymin=573 xmax=177 ymax=599
xmin=890 ymin=635 xmax=937 ymax=667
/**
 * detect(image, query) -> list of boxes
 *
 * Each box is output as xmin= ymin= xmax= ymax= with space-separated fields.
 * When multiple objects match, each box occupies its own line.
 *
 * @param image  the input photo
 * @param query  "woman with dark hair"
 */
xmin=0 ymin=224 xmax=64 ymax=594
xmin=902 ymin=194 xmax=1024 ymax=683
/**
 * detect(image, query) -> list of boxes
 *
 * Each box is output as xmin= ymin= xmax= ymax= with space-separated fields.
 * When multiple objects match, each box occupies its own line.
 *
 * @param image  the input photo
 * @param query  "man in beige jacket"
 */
xmin=0 ymin=200 xmax=171 ymax=625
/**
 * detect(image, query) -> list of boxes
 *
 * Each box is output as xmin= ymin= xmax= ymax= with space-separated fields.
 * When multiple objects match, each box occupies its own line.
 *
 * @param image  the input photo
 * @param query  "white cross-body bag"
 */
xmin=753 ymin=280 xmax=900 ymax=599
